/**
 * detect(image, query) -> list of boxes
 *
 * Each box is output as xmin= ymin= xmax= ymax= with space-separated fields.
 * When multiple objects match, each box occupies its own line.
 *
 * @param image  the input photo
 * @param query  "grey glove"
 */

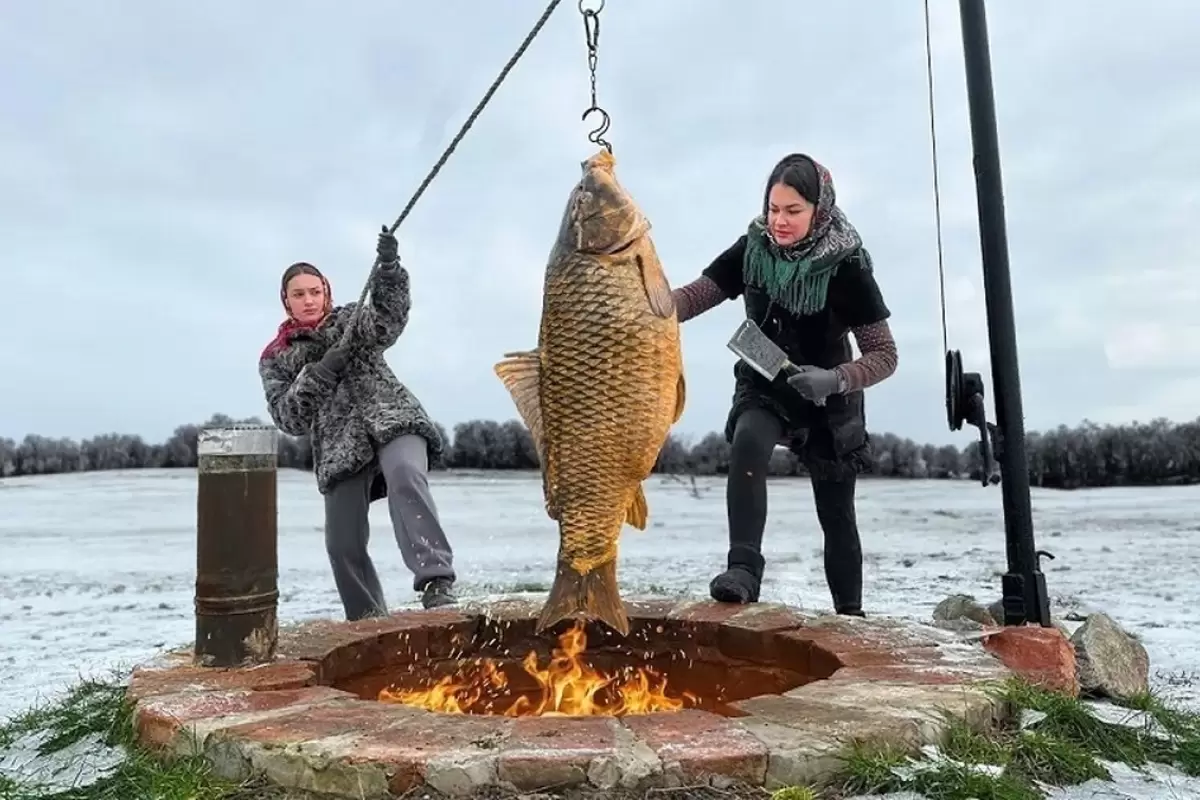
xmin=317 ymin=343 xmax=350 ymax=378
xmin=786 ymin=365 xmax=840 ymax=404
xmin=377 ymin=225 xmax=399 ymax=264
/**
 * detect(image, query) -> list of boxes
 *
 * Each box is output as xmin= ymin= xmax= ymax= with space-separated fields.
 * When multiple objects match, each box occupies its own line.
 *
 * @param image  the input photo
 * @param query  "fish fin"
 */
xmin=625 ymin=485 xmax=648 ymax=530
xmin=537 ymin=559 xmax=630 ymax=637
xmin=637 ymin=253 xmax=676 ymax=319
xmin=672 ymin=369 xmax=687 ymax=424
xmin=494 ymin=349 xmax=559 ymax=520
xmin=493 ymin=350 xmax=546 ymax=459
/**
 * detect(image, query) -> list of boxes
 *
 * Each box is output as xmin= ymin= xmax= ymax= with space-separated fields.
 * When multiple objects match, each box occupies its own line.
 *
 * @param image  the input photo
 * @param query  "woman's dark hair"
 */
xmin=763 ymin=153 xmax=820 ymax=213
xmin=278 ymin=261 xmax=331 ymax=313
xmin=281 ymin=261 xmax=324 ymax=294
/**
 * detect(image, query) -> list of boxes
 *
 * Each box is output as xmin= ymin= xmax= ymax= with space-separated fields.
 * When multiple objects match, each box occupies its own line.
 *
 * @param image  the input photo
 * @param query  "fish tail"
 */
xmin=536 ymin=557 xmax=629 ymax=638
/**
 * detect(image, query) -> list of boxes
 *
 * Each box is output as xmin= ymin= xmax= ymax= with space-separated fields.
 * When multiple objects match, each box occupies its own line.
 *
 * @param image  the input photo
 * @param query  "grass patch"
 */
xmin=2 ymin=672 xmax=1199 ymax=799
xmin=814 ymin=677 xmax=1200 ymax=800
xmin=0 ymin=671 xmax=301 ymax=800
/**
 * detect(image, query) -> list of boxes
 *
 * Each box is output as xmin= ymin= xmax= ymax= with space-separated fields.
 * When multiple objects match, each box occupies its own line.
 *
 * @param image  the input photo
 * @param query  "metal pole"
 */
xmin=957 ymin=0 xmax=1051 ymax=627
xmin=194 ymin=425 xmax=281 ymax=666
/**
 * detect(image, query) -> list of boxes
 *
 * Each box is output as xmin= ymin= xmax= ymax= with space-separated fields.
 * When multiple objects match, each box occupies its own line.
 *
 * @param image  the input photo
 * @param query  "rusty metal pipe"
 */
xmin=194 ymin=425 xmax=280 ymax=667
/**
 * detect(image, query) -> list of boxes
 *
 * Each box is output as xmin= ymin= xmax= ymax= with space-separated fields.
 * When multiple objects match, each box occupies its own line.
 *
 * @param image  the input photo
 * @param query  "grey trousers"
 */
xmin=324 ymin=434 xmax=456 ymax=620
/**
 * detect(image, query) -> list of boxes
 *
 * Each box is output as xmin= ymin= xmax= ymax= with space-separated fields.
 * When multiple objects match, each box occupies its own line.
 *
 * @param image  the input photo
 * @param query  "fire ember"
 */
xmin=320 ymin=600 xmax=834 ymax=721
xmin=378 ymin=619 xmax=696 ymax=716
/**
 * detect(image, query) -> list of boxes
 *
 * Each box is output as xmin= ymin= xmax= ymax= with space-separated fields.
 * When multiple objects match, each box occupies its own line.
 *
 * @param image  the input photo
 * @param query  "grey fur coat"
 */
xmin=258 ymin=262 xmax=443 ymax=494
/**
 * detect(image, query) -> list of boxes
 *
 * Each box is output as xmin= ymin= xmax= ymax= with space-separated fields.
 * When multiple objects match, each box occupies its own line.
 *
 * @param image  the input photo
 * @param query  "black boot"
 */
xmin=709 ymin=545 xmax=765 ymax=604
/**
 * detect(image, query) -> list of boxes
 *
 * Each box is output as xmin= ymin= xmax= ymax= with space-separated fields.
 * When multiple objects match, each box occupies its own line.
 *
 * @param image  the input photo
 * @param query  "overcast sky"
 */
xmin=3 ymin=1 xmax=1197 ymax=447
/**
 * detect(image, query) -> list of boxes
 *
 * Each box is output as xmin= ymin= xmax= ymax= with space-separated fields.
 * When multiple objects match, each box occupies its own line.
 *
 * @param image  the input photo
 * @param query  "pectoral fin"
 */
xmin=637 ymin=253 xmax=675 ymax=319
xmin=494 ymin=349 xmax=558 ymax=518
xmin=494 ymin=350 xmax=545 ymax=456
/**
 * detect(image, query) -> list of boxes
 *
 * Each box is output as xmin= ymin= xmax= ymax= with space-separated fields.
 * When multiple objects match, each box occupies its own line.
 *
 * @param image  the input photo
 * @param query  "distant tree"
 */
xmin=2 ymin=412 xmax=1199 ymax=490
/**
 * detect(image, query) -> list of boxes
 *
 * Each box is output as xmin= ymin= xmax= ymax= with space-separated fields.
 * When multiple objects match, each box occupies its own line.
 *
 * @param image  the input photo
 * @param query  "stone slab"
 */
xmin=621 ymin=709 xmax=768 ymax=785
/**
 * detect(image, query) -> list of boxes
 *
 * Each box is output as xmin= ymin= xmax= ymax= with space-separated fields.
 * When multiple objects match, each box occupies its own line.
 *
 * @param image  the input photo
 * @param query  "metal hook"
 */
xmin=581 ymin=106 xmax=612 ymax=152
xmin=578 ymin=0 xmax=604 ymax=13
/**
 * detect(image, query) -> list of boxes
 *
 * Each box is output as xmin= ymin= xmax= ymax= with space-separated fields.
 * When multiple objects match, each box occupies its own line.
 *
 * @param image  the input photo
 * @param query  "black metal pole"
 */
xmin=957 ymin=0 xmax=1051 ymax=627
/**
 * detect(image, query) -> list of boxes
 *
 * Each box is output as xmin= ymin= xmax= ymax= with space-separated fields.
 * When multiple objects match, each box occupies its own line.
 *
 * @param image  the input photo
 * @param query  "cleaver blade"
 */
xmin=726 ymin=319 xmax=827 ymax=406
xmin=726 ymin=319 xmax=796 ymax=381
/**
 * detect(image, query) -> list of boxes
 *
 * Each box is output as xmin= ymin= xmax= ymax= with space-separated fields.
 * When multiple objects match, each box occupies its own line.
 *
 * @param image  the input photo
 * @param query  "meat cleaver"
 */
xmin=727 ymin=319 xmax=827 ymax=406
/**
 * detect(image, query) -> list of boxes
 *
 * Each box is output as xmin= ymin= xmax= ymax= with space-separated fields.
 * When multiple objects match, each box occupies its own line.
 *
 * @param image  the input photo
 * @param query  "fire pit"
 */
xmin=338 ymin=601 xmax=833 ymax=719
xmin=128 ymin=597 xmax=1043 ymax=797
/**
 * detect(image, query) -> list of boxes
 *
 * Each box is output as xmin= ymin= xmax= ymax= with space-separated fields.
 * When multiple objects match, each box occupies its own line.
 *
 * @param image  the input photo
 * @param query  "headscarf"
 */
xmin=742 ymin=153 xmax=863 ymax=317
xmin=259 ymin=262 xmax=333 ymax=360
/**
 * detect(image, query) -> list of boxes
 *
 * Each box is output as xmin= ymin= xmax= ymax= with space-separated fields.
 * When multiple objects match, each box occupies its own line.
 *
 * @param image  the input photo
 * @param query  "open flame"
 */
xmin=378 ymin=619 xmax=696 ymax=716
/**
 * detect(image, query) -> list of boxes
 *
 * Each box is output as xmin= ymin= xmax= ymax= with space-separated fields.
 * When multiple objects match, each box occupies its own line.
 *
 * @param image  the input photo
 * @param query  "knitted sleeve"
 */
xmin=671 ymin=276 xmax=729 ymax=322
xmin=834 ymin=319 xmax=899 ymax=393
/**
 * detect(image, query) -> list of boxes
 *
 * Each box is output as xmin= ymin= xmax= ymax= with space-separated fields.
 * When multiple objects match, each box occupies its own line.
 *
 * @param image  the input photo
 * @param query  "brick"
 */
xmin=498 ymin=716 xmax=618 ymax=790
xmin=791 ymin=627 xmax=900 ymax=669
xmin=127 ymin=660 xmax=316 ymax=701
xmin=349 ymin=711 xmax=512 ymax=795
xmin=734 ymin=694 xmax=927 ymax=749
xmin=825 ymin=665 xmax=967 ymax=686
xmin=135 ymin=686 xmax=354 ymax=749
xmin=723 ymin=604 xmax=810 ymax=632
xmin=621 ymin=709 xmax=767 ymax=784
xmin=216 ymin=699 xmax=420 ymax=745
xmin=982 ymin=626 xmax=1079 ymax=696
xmin=751 ymin=630 xmax=857 ymax=677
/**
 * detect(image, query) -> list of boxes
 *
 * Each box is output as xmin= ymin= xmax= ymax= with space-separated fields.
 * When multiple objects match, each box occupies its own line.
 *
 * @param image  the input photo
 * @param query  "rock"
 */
xmin=932 ymin=618 xmax=986 ymax=633
xmin=1070 ymin=613 xmax=1150 ymax=701
xmin=981 ymin=626 xmax=1079 ymax=696
xmin=934 ymin=594 xmax=997 ymax=627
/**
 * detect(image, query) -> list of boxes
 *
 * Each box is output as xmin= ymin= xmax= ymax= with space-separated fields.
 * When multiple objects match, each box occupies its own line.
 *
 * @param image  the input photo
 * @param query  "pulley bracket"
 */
xmin=945 ymin=349 xmax=1001 ymax=487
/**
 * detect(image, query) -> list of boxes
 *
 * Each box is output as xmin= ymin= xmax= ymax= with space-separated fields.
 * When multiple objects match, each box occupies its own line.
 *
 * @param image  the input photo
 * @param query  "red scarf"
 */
xmin=260 ymin=269 xmax=334 ymax=361
xmin=260 ymin=318 xmax=319 ymax=361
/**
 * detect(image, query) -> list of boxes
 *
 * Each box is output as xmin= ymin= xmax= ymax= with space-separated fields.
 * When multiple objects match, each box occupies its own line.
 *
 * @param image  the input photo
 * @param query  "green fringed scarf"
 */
xmin=741 ymin=160 xmax=864 ymax=317
xmin=743 ymin=220 xmax=843 ymax=317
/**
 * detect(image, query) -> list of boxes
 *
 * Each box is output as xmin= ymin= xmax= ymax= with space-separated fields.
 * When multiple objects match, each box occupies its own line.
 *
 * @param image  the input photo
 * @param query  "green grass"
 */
xmin=0 ymin=671 xmax=299 ymax=800
xmin=2 ymin=672 xmax=1198 ymax=800
xmin=817 ymin=676 xmax=1200 ymax=800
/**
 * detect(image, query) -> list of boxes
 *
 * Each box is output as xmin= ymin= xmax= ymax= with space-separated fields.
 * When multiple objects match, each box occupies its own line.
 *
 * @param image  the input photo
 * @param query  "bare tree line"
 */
xmin=2 ymin=414 xmax=1199 ymax=490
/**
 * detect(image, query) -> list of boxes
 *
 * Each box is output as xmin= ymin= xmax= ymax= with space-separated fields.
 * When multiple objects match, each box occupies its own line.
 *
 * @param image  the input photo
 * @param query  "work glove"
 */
xmin=317 ymin=342 xmax=351 ymax=379
xmin=377 ymin=225 xmax=399 ymax=265
xmin=786 ymin=365 xmax=840 ymax=404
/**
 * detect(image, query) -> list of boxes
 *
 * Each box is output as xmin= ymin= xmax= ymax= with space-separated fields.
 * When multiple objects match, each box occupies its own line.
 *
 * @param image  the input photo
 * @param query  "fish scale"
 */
xmin=494 ymin=149 xmax=686 ymax=637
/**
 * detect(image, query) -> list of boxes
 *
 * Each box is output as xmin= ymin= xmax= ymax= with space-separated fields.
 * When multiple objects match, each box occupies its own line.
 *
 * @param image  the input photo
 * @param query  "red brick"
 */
xmin=217 ymin=699 xmax=421 ymax=744
xmin=349 ymin=712 xmax=513 ymax=794
xmin=796 ymin=628 xmax=901 ymax=669
xmin=751 ymin=630 xmax=867 ymax=677
xmin=724 ymin=604 xmax=810 ymax=633
xmin=982 ymin=626 xmax=1079 ymax=696
xmin=498 ymin=716 xmax=618 ymax=790
xmin=127 ymin=660 xmax=316 ymax=701
xmin=621 ymin=709 xmax=767 ymax=783
xmin=135 ymin=686 xmax=354 ymax=748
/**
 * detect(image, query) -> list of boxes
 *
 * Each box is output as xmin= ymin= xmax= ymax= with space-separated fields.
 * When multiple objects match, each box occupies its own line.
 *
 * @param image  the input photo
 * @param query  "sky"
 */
xmin=3 ymin=0 xmax=1198 ymax=447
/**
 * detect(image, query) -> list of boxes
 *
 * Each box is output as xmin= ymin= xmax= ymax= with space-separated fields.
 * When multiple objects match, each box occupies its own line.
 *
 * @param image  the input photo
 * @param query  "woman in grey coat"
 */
xmin=258 ymin=228 xmax=457 ymax=617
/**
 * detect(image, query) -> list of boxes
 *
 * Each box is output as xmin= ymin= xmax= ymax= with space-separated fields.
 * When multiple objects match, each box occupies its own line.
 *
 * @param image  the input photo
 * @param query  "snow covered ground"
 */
xmin=1 ymin=468 xmax=1198 ymax=796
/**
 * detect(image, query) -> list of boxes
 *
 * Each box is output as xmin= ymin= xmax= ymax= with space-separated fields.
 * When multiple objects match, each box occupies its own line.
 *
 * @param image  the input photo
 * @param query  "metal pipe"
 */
xmin=957 ymin=0 xmax=1051 ymax=626
xmin=194 ymin=425 xmax=281 ymax=666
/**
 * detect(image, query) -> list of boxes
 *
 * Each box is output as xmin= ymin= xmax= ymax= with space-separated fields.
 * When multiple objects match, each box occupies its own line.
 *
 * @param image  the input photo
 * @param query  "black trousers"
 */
xmin=724 ymin=407 xmax=863 ymax=614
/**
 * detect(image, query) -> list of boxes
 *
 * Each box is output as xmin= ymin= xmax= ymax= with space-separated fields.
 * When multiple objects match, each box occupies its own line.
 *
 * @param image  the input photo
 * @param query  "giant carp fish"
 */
xmin=494 ymin=149 xmax=686 ymax=637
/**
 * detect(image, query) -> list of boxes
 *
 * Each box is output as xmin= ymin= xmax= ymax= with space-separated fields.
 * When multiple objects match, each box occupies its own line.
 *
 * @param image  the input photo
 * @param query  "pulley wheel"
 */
xmin=945 ymin=349 xmax=965 ymax=431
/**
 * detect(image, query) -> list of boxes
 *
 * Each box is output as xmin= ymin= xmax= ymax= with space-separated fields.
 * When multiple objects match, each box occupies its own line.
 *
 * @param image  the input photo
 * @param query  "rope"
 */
xmin=923 ymin=0 xmax=950 ymax=358
xmin=338 ymin=0 xmax=565 ymax=348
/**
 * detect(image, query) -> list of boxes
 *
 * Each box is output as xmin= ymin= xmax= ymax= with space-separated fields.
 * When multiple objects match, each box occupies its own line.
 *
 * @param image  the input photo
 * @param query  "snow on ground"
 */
xmin=1 ymin=469 xmax=1198 ymax=796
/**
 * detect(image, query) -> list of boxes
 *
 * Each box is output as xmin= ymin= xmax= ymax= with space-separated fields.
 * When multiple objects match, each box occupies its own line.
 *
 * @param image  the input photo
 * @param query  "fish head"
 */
xmin=560 ymin=149 xmax=651 ymax=255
